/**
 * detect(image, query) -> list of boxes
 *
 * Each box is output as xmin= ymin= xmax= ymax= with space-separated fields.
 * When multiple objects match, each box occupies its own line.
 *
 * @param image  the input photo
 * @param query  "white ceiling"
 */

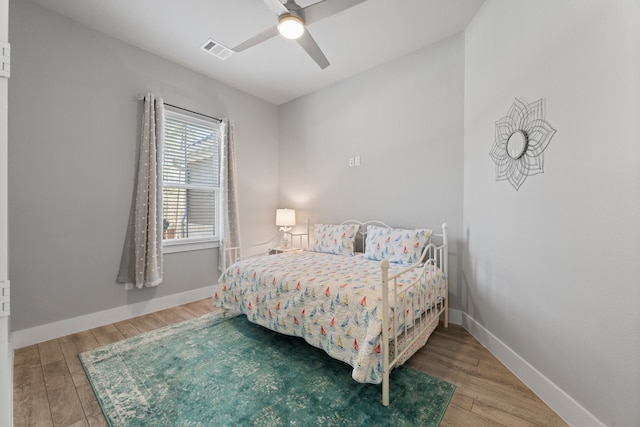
xmin=23 ymin=0 xmax=485 ymax=105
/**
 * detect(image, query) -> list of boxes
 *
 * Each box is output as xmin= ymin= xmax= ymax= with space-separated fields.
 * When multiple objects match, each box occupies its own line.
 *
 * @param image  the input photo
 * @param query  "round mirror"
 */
xmin=506 ymin=130 xmax=528 ymax=159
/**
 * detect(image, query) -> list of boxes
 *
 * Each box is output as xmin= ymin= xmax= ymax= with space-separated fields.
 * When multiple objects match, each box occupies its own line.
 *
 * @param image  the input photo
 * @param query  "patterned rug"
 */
xmin=79 ymin=312 xmax=455 ymax=426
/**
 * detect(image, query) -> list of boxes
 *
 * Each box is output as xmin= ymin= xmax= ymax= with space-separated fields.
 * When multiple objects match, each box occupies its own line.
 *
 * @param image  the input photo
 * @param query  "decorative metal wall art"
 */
xmin=489 ymin=98 xmax=557 ymax=190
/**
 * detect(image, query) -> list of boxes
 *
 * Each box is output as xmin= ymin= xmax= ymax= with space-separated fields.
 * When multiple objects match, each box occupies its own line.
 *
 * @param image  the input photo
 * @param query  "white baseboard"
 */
xmin=460 ymin=312 xmax=604 ymax=427
xmin=11 ymin=286 xmax=214 ymax=349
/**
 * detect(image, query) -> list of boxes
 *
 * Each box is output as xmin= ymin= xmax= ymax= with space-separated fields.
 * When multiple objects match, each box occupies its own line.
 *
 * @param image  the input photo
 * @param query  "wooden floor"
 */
xmin=13 ymin=299 xmax=567 ymax=427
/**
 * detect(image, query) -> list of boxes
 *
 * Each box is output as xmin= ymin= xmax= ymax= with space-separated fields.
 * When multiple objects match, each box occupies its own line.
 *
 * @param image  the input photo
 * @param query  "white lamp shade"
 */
xmin=276 ymin=209 xmax=296 ymax=227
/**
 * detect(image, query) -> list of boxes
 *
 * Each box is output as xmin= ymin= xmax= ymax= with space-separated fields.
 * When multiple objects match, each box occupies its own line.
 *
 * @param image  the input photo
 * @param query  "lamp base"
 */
xmin=279 ymin=240 xmax=290 ymax=249
xmin=279 ymin=226 xmax=292 ymax=249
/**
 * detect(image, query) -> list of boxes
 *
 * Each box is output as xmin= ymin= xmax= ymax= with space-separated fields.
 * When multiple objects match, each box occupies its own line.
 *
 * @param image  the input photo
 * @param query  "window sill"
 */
xmin=163 ymin=239 xmax=220 ymax=254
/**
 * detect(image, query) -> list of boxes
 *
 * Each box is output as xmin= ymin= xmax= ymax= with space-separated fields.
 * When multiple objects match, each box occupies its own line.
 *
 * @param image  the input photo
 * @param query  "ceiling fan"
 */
xmin=232 ymin=0 xmax=367 ymax=69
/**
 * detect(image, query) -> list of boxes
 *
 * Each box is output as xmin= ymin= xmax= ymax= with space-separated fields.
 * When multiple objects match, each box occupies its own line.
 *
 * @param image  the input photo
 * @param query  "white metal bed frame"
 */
xmin=220 ymin=220 xmax=448 ymax=407
xmin=221 ymin=220 xmax=311 ymax=269
xmin=379 ymin=223 xmax=448 ymax=406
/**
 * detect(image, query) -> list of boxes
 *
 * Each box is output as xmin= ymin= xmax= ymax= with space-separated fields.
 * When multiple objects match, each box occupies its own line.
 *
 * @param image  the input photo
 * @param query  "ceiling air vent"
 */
xmin=200 ymin=39 xmax=233 ymax=60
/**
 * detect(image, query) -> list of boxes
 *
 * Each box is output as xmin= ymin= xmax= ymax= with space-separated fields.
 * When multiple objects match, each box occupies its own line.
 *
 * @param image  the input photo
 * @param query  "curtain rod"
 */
xmin=165 ymin=102 xmax=223 ymax=123
xmin=137 ymin=94 xmax=222 ymax=123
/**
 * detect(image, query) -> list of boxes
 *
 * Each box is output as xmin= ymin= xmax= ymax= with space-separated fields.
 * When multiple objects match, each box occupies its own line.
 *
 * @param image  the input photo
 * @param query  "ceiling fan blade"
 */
xmin=302 ymin=0 xmax=367 ymax=25
xmin=296 ymin=30 xmax=330 ymax=69
xmin=262 ymin=0 xmax=289 ymax=16
xmin=232 ymin=25 xmax=279 ymax=52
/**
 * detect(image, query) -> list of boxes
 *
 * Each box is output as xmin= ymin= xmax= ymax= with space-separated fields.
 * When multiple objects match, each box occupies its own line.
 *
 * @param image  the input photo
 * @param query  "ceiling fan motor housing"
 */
xmin=283 ymin=0 xmax=303 ymax=16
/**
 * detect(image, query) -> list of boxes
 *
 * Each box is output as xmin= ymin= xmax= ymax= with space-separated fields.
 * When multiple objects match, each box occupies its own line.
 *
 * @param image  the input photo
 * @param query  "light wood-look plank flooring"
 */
xmin=13 ymin=299 xmax=567 ymax=426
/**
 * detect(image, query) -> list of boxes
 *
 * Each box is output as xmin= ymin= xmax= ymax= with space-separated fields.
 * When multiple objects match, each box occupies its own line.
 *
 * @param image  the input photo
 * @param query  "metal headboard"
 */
xmin=338 ymin=220 xmax=448 ymax=272
xmin=339 ymin=219 xmax=392 ymax=253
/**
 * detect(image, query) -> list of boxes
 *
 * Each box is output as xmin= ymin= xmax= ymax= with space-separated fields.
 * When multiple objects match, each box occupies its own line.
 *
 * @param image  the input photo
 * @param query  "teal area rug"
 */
xmin=79 ymin=313 xmax=455 ymax=426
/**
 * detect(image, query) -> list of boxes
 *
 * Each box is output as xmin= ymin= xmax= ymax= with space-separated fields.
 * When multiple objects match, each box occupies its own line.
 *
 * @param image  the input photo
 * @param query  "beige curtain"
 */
xmin=117 ymin=94 xmax=164 ymax=288
xmin=219 ymin=119 xmax=242 ymax=271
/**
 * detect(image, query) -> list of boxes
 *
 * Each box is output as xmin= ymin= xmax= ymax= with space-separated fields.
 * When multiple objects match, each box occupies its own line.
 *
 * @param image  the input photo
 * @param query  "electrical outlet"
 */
xmin=349 ymin=158 xmax=355 ymax=167
xmin=355 ymin=156 xmax=361 ymax=166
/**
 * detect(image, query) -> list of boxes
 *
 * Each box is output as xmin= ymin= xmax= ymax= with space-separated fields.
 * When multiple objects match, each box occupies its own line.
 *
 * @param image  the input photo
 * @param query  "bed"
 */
xmin=213 ymin=220 xmax=448 ymax=406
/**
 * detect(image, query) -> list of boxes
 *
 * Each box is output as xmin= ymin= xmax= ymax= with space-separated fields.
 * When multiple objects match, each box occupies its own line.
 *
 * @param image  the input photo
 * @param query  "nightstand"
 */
xmin=268 ymin=247 xmax=302 ymax=255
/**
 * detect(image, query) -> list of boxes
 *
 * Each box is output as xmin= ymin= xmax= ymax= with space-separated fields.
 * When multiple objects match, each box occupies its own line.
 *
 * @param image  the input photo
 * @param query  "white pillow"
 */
xmin=364 ymin=225 xmax=432 ymax=264
xmin=310 ymin=223 xmax=359 ymax=256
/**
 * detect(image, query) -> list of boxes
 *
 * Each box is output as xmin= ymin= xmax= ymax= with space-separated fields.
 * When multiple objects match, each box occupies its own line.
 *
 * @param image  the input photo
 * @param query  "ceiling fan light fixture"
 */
xmin=277 ymin=14 xmax=305 ymax=39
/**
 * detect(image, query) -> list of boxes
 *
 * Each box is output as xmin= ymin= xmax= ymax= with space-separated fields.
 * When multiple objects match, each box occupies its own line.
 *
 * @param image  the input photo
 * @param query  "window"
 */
xmin=162 ymin=106 xmax=221 ymax=247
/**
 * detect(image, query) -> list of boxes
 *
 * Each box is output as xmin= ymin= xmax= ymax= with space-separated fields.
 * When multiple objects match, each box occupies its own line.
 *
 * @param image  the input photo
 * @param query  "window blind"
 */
xmin=162 ymin=108 xmax=221 ymax=241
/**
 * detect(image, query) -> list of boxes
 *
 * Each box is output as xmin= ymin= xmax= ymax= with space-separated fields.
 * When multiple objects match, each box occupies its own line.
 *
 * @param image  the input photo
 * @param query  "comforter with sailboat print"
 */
xmin=213 ymin=250 xmax=443 ymax=384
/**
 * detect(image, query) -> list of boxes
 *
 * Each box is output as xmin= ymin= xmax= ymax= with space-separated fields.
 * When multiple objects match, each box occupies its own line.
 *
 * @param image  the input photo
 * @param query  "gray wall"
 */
xmin=464 ymin=1 xmax=640 ymax=425
xmin=278 ymin=34 xmax=465 ymax=308
xmin=8 ymin=0 xmax=279 ymax=331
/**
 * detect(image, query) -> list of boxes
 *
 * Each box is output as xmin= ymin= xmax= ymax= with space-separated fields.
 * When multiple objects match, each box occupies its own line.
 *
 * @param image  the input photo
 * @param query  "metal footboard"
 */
xmin=380 ymin=222 xmax=448 ymax=406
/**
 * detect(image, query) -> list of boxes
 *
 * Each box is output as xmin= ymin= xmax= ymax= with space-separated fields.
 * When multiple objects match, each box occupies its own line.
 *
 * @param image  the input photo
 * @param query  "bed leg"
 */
xmin=381 ymin=259 xmax=390 ymax=407
xmin=382 ymin=371 xmax=390 ymax=406
xmin=444 ymin=298 xmax=449 ymax=328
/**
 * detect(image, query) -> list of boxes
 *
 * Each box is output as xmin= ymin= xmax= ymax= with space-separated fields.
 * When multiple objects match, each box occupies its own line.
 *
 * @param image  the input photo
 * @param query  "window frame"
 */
xmin=162 ymin=105 xmax=223 ymax=253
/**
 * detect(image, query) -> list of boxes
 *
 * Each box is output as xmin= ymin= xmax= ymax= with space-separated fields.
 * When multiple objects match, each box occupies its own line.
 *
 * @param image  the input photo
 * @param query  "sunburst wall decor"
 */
xmin=489 ymin=98 xmax=557 ymax=190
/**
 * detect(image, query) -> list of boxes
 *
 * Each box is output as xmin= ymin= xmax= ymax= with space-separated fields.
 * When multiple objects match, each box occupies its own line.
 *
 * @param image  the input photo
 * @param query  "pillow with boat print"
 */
xmin=364 ymin=225 xmax=432 ymax=265
xmin=311 ymin=223 xmax=359 ymax=256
